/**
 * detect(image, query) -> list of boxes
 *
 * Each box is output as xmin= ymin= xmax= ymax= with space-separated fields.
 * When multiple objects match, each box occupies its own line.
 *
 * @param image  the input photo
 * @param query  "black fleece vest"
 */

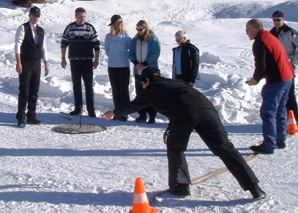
xmin=21 ymin=22 xmax=44 ymax=62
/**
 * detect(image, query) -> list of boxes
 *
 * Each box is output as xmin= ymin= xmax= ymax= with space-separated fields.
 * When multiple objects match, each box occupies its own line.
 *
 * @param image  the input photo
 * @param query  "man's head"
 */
xmin=175 ymin=30 xmax=187 ymax=46
xmin=272 ymin=10 xmax=285 ymax=29
xmin=75 ymin=7 xmax=86 ymax=25
xmin=246 ymin=19 xmax=263 ymax=40
xmin=29 ymin=6 xmax=40 ymax=24
xmin=139 ymin=67 xmax=160 ymax=89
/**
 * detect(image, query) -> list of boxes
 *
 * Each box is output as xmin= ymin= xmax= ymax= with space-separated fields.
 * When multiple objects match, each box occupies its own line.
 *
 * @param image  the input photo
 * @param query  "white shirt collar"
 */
xmin=29 ymin=21 xmax=37 ymax=28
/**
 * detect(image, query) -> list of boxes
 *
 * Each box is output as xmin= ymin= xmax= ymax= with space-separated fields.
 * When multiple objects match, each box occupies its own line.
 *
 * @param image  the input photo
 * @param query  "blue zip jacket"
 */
xmin=129 ymin=34 xmax=160 ymax=74
xmin=104 ymin=31 xmax=131 ymax=68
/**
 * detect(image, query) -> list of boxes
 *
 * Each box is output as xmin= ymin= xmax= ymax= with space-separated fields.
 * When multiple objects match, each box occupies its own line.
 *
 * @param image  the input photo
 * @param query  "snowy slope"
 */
xmin=0 ymin=0 xmax=298 ymax=212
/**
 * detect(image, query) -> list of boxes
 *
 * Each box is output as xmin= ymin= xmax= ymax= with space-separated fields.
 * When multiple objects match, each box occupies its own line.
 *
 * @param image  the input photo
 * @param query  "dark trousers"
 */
xmin=134 ymin=74 xmax=157 ymax=119
xmin=166 ymin=109 xmax=259 ymax=191
xmin=286 ymin=78 xmax=298 ymax=120
xmin=16 ymin=60 xmax=41 ymax=121
xmin=70 ymin=60 xmax=94 ymax=112
xmin=108 ymin=67 xmax=130 ymax=114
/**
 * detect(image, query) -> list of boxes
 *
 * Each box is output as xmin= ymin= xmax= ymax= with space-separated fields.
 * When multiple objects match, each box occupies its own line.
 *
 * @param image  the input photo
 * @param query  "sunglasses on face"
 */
xmin=115 ymin=21 xmax=122 ymax=24
xmin=273 ymin=18 xmax=282 ymax=22
xmin=136 ymin=27 xmax=145 ymax=31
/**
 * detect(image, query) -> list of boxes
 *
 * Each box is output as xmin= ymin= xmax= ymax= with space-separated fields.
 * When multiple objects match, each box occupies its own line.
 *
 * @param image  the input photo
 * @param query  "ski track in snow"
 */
xmin=0 ymin=0 xmax=298 ymax=212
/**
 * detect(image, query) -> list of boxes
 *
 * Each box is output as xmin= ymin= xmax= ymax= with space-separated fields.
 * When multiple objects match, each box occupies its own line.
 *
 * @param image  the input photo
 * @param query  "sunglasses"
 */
xmin=115 ymin=21 xmax=122 ymax=24
xmin=136 ymin=27 xmax=145 ymax=31
xmin=273 ymin=18 xmax=282 ymax=22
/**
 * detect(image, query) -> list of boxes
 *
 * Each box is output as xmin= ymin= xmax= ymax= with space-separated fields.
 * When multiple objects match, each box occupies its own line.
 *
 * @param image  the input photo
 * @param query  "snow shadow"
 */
xmin=150 ymin=193 xmax=253 ymax=208
xmin=0 ymin=148 xmax=218 ymax=157
xmin=0 ymin=112 xmax=170 ymax=129
xmin=0 ymin=112 xmax=262 ymax=133
xmin=0 ymin=190 xmax=132 ymax=206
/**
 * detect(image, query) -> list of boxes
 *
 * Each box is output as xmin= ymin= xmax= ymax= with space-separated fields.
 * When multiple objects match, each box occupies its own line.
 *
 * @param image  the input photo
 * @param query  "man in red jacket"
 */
xmin=246 ymin=19 xmax=295 ymax=154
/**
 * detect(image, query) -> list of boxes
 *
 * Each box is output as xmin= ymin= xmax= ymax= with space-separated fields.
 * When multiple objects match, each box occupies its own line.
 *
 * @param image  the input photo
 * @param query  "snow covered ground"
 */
xmin=0 ymin=0 xmax=297 ymax=212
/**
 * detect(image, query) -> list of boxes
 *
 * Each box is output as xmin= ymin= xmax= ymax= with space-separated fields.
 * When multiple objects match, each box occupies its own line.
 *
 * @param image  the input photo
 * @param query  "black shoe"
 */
xmin=112 ymin=116 xmax=119 ymax=120
xmin=69 ymin=108 xmax=81 ymax=116
xmin=27 ymin=118 xmax=42 ymax=125
xmin=136 ymin=116 xmax=146 ymax=123
xmin=88 ymin=111 xmax=96 ymax=118
xmin=276 ymin=141 xmax=286 ymax=149
xmin=250 ymin=143 xmax=274 ymax=154
xmin=18 ymin=121 xmax=26 ymax=128
xmin=249 ymin=184 xmax=266 ymax=201
xmin=147 ymin=117 xmax=155 ymax=124
xmin=169 ymin=183 xmax=190 ymax=196
xmin=119 ymin=116 xmax=128 ymax=121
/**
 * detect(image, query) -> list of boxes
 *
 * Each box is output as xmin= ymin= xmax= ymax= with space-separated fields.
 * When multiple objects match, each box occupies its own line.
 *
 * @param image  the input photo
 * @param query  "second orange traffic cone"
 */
xmin=287 ymin=110 xmax=298 ymax=134
xmin=129 ymin=177 xmax=158 ymax=213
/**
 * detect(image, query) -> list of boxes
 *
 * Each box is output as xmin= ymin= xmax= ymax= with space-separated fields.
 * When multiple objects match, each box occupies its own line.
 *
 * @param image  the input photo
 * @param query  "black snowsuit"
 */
xmin=114 ymin=78 xmax=259 ymax=191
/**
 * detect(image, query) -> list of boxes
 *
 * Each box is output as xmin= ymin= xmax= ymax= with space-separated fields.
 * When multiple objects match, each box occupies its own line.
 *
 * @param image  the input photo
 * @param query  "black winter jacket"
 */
xmin=172 ymin=40 xmax=199 ymax=83
xmin=114 ymin=78 xmax=215 ymax=122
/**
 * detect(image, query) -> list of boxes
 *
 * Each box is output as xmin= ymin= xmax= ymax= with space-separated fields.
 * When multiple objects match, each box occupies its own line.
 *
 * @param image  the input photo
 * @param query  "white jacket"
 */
xmin=270 ymin=24 xmax=298 ymax=67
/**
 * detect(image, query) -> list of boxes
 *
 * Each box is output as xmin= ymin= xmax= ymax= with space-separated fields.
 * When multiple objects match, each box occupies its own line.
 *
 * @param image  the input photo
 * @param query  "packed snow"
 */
xmin=0 ymin=0 xmax=297 ymax=212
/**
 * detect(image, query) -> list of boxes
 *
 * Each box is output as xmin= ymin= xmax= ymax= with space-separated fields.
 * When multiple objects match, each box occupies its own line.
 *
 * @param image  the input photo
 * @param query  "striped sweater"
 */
xmin=61 ymin=22 xmax=100 ymax=60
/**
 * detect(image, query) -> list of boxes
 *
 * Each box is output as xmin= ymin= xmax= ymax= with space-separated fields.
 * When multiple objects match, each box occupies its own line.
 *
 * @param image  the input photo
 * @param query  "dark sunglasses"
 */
xmin=273 ymin=18 xmax=282 ymax=22
xmin=115 ymin=21 xmax=122 ymax=24
xmin=136 ymin=27 xmax=145 ymax=31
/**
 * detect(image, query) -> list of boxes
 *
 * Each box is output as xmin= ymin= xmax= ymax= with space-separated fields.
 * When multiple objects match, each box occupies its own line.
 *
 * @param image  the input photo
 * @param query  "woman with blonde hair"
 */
xmin=104 ymin=15 xmax=132 ymax=121
xmin=129 ymin=20 xmax=161 ymax=124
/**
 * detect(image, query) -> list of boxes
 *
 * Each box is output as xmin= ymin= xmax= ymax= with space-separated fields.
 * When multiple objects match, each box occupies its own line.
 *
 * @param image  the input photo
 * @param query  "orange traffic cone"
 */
xmin=287 ymin=110 xmax=298 ymax=134
xmin=129 ymin=178 xmax=158 ymax=213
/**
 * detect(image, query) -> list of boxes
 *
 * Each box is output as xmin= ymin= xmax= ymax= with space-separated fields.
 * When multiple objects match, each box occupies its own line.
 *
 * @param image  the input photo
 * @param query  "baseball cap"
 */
xmin=108 ymin=14 xmax=122 ymax=26
xmin=140 ymin=67 xmax=160 ymax=82
xmin=30 ymin=6 xmax=41 ymax=17
xmin=272 ymin=10 xmax=284 ymax=18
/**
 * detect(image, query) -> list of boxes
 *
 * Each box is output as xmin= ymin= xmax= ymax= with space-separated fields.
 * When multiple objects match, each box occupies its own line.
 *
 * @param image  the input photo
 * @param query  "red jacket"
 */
xmin=252 ymin=29 xmax=295 ymax=84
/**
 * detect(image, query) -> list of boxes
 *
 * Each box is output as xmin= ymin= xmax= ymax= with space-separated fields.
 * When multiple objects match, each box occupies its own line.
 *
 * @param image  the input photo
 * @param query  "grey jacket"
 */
xmin=270 ymin=24 xmax=298 ymax=66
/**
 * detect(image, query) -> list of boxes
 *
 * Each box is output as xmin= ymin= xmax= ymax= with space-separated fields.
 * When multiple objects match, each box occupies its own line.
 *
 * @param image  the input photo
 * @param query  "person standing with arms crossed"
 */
xmin=61 ymin=7 xmax=100 ymax=118
xmin=15 ymin=6 xmax=50 ymax=128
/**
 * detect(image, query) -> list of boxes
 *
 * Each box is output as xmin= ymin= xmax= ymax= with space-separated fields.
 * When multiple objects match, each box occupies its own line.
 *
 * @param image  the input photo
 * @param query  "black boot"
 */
xmin=169 ymin=183 xmax=190 ymax=196
xmin=249 ymin=184 xmax=266 ymax=201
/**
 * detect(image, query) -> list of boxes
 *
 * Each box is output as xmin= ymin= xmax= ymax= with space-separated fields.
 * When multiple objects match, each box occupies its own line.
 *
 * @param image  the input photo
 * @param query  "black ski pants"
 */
xmin=70 ymin=60 xmax=94 ymax=113
xmin=134 ymin=74 xmax=157 ymax=119
xmin=108 ymin=67 xmax=130 ymax=110
xmin=16 ymin=60 xmax=41 ymax=122
xmin=286 ymin=78 xmax=298 ymax=120
xmin=166 ymin=108 xmax=259 ymax=191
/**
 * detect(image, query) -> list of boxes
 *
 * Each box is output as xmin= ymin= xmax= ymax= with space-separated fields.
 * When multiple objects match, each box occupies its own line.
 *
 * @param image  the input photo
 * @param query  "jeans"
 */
xmin=260 ymin=79 xmax=292 ymax=150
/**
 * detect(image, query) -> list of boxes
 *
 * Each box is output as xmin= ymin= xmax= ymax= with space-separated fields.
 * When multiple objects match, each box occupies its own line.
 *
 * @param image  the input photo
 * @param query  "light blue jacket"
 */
xmin=104 ymin=31 xmax=131 ymax=68
xmin=129 ymin=34 xmax=161 ymax=74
